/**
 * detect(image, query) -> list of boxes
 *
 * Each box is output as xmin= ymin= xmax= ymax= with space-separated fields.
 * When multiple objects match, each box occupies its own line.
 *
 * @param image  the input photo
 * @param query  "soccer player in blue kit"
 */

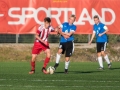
xmin=54 ymin=14 xmax=76 ymax=73
xmin=88 ymin=15 xmax=111 ymax=70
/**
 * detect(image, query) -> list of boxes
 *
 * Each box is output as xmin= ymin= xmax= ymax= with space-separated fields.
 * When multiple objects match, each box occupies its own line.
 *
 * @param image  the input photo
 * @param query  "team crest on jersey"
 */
xmin=64 ymin=25 xmax=67 ymax=27
xmin=65 ymin=30 xmax=68 ymax=33
xmin=98 ymin=27 xmax=100 ymax=30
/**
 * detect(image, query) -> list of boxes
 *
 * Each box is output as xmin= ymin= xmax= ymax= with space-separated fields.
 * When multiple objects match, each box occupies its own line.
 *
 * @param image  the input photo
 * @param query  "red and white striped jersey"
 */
xmin=36 ymin=25 xmax=54 ymax=42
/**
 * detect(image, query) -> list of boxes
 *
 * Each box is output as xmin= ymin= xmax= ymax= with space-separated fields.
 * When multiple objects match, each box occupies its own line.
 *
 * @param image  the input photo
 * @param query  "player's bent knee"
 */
xmin=46 ymin=54 xmax=51 ymax=58
xmin=32 ymin=54 xmax=37 ymax=61
xmin=45 ymin=49 xmax=50 ymax=53
xmin=57 ymin=52 xmax=61 ymax=55
xmin=46 ymin=51 xmax=51 ymax=58
xmin=65 ymin=57 xmax=70 ymax=62
xmin=57 ymin=52 xmax=61 ymax=54
xmin=97 ymin=53 xmax=101 ymax=57
xmin=65 ymin=60 xmax=70 ymax=62
xmin=101 ymin=52 xmax=106 ymax=56
xmin=58 ymin=49 xmax=62 ymax=54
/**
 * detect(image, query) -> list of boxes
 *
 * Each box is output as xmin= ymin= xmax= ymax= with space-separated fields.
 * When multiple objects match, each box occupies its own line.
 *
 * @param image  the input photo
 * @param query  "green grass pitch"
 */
xmin=0 ymin=61 xmax=120 ymax=90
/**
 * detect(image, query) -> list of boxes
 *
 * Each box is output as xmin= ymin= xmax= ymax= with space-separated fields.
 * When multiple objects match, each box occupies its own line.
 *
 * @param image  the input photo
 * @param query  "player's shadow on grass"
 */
xmin=55 ymin=70 xmax=102 ymax=74
xmin=69 ymin=70 xmax=103 ymax=74
xmin=109 ymin=67 xmax=120 ymax=70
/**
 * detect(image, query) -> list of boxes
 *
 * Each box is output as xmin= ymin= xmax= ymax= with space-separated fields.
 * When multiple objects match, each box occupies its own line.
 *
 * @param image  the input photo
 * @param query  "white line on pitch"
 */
xmin=0 ymin=85 xmax=119 ymax=88
xmin=0 ymin=85 xmax=12 ymax=87
xmin=0 ymin=79 xmax=120 ymax=83
xmin=13 ymin=85 xmax=120 ymax=88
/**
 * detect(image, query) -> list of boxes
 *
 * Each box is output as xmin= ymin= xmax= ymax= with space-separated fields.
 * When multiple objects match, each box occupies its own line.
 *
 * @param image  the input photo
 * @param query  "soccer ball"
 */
xmin=47 ymin=66 xmax=55 ymax=74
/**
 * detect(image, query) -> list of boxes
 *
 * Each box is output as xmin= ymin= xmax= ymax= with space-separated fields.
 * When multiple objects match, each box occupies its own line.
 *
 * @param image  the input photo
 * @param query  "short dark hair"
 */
xmin=93 ymin=15 xmax=99 ymax=19
xmin=71 ymin=14 xmax=76 ymax=19
xmin=44 ymin=17 xmax=51 ymax=23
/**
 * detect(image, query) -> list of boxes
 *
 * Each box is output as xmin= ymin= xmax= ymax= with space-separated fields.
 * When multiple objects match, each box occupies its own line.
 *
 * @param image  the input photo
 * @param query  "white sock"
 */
xmin=104 ymin=55 xmax=110 ymax=64
xmin=65 ymin=61 xmax=70 ymax=69
xmin=55 ymin=53 xmax=61 ymax=64
xmin=98 ymin=57 xmax=103 ymax=68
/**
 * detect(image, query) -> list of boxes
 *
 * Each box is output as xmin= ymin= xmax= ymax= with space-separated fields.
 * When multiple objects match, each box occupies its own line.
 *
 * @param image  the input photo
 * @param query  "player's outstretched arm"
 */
xmin=50 ymin=26 xmax=58 ymax=33
xmin=54 ymin=27 xmax=60 ymax=35
xmin=88 ymin=33 xmax=95 ymax=45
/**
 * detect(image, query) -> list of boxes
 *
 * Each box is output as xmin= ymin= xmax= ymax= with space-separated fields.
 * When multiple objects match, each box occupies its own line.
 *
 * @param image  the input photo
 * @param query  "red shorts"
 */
xmin=32 ymin=42 xmax=50 ymax=54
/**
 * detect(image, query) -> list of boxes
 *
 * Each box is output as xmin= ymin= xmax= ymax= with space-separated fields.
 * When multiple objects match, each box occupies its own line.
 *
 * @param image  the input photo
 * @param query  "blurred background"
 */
xmin=0 ymin=34 xmax=120 ymax=44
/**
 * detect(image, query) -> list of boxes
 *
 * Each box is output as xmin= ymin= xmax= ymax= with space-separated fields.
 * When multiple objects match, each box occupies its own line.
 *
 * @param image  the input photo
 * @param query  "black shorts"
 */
xmin=97 ymin=42 xmax=107 ymax=53
xmin=59 ymin=41 xmax=74 ymax=57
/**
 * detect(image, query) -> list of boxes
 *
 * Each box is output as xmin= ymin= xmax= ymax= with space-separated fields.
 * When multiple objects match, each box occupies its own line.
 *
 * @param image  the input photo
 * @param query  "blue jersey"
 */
xmin=60 ymin=22 xmax=76 ymax=42
xmin=93 ymin=23 xmax=108 ymax=42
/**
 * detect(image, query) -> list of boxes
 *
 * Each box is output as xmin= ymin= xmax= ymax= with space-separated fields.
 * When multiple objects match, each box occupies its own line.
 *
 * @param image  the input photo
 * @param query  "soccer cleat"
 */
xmin=29 ymin=70 xmax=35 ymax=74
xmin=64 ymin=69 xmax=68 ymax=74
xmin=108 ymin=64 xmax=112 ymax=69
xmin=54 ymin=63 xmax=59 ymax=70
xmin=42 ymin=67 xmax=48 ymax=74
xmin=97 ymin=67 xmax=104 ymax=70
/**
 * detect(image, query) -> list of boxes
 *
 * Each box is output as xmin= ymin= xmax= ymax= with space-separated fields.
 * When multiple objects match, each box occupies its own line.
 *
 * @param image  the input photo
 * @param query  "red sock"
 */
xmin=31 ymin=61 xmax=35 ymax=71
xmin=43 ymin=57 xmax=50 ymax=68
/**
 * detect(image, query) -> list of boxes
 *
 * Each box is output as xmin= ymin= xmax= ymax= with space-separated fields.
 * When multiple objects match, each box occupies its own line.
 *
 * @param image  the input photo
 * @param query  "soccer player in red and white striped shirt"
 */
xmin=29 ymin=17 xmax=57 ymax=74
